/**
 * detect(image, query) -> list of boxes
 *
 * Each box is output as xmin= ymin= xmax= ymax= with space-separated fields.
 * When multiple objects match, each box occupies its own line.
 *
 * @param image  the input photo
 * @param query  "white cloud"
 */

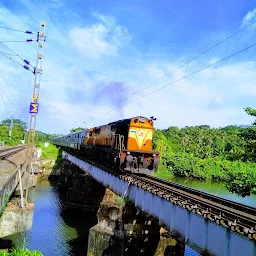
xmin=0 ymin=4 xmax=256 ymax=134
xmin=242 ymin=7 xmax=256 ymax=25
xmin=69 ymin=13 xmax=131 ymax=59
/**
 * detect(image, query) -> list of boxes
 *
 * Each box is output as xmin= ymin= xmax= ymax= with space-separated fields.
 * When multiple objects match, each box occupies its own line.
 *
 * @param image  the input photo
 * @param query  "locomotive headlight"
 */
xmin=138 ymin=131 xmax=143 ymax=137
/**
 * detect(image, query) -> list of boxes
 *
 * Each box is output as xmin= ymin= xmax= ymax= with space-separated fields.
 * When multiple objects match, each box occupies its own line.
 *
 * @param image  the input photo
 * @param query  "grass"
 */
xmin=152 ymin=164 xmax=174 ymax=181
xmin=0 ymin=249 xmax=43 ymax=256
xmin=36 ymin=142 xmax=58 ymax=160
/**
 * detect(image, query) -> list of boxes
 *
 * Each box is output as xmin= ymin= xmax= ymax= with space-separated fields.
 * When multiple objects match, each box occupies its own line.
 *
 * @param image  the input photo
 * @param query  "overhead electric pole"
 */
xmin=27 ymin=21 xmax=46 ymax=147
xmin=8 ymin=116 xmax=13 ymax=137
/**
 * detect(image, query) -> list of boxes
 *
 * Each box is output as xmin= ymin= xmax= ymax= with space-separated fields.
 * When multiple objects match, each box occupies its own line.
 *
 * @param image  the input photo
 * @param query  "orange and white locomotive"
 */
xmin=52 ymin=116 xmax=159 ymax=174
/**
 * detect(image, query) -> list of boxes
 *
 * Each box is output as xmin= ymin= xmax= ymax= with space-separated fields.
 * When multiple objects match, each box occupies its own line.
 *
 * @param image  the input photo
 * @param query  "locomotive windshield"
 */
xmin=139 ymin=117 xmax=146 ymax=123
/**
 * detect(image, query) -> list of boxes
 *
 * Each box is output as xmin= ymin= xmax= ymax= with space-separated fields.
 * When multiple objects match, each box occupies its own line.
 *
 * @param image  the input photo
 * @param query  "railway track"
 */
xmin=121 ymin=173 xmax=256 ymax=240
xmin=0 ymin=146 xmax=26 ymax=160
xmin=64 ymin=151 xmax=256 ymax=240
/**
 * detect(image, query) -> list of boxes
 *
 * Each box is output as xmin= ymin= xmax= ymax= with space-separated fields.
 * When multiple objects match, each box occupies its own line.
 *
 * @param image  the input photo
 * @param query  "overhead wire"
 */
xmin=117 ymin=19 xmax=256 ymax=106
xmin=74 ymin=19 xmax=256 ymax=127
xmin=0 ymin=71 xmax=22 ymax=112
xmin=2 ymin=40 xmax=35 ymax=43
xmin=96 ymin=42 xmax=256 ymax=120
xmin=0 ymin=86 xmax=12 ymax=116
xmin=0 ymin=39 xmax=28 ymax=62
xmin=0 ymin=51 xmax=28 ymax=69
xmin=0 ymin=50 xmax=34 ymax=73
xmin=0 ymin=25 xmax=33 ymax=34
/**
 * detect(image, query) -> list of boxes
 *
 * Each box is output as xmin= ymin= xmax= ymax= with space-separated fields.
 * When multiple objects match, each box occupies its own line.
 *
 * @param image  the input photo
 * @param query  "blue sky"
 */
xmin=0 ymin=0 xmax=256 ymax=133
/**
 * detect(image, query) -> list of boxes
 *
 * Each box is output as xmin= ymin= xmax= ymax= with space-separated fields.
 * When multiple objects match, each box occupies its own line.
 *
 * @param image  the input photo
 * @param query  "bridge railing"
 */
xmin=0 ymin=166 xmax=25 ymax=215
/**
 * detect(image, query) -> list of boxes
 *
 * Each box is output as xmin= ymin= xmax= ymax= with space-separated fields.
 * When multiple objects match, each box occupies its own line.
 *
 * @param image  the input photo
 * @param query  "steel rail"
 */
xmin=126 ymin=174 xmax=256 ymax=241
xmin=137 ymin=174 xmax=256 ymax=217
xmin=131 ymin=174 xmax=256 ymax=222
xmin=0 ymin=146 xmax=25 ymax=159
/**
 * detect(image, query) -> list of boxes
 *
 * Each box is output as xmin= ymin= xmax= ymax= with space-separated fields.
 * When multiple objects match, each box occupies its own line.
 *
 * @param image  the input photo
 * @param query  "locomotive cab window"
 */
xmin=139 ymin=117 xmax=146 ymax=123
xmin=89 ymin=131 xmax=92 ymax=136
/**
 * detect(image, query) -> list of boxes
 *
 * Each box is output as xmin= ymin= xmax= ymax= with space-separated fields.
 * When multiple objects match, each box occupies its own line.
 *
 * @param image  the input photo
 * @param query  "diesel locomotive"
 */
xmin=52 ymin=116 xmax=159 ymax=174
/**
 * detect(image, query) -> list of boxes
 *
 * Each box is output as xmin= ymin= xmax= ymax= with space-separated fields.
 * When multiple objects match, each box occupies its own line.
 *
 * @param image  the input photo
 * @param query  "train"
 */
xmin=52 ymin=116 xmax=160 ymax=174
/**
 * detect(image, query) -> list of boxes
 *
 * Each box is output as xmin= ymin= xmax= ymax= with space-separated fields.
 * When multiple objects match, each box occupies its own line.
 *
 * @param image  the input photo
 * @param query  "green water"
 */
xmin=170 ymin=177 xmax=256 ymax=207
xmin=4 ymin=179 xmax=97 ymax=255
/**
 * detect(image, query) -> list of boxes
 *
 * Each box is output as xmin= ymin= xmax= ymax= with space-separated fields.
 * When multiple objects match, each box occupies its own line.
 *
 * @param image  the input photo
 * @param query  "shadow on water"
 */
xmin=48 ymin=148 xmax=106 ymax=255
xmin=59 ymin=207 xmax=97 ymax=255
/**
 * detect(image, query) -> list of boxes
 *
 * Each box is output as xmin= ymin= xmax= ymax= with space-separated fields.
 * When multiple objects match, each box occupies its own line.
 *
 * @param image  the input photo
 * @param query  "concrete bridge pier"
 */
xmin=88 ymin=200 xmax=161 ymax=256
xmin=57 ymin=160 xmax=106 ymax=209
xmin=61 ymin=159 xmax=187 ymax=256
xmin=88 ymin=199 xmax=186 ymax=256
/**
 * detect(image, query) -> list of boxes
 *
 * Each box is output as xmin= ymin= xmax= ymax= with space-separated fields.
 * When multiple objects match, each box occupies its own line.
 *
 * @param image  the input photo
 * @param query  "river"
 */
xmin=2 ymin=177 xmax=256 ymax=255
xmin=4 ymin=179 xmax=97 ymax=255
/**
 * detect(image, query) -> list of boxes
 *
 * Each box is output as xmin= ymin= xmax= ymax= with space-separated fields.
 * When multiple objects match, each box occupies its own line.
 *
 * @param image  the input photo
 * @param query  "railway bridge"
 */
xmin=63 ymin=151 xmax=256 ymax=256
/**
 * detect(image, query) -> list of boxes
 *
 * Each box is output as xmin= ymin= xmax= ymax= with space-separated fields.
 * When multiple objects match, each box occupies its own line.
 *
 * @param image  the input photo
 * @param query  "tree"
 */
xmin=70 ymin=127 xmax=84 ymax=133
xmin=245 ymin=107 xmax=256 ymax=124
xmin=224 ymin=107 xmax=256 ymax=196
xmin=1 ymin=118 xmax=27 ymax=129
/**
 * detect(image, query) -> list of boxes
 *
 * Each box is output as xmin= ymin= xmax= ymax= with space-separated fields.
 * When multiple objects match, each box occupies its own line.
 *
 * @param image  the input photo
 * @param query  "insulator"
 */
xmin=39 ymin=31 xmax=45 ymax=37
xmin=26 ymin=39 xmax=33 ymax=42
xmin=23 ymin=59 xmax=30 ymax=65
xmin=23 ymin=65 xmax=29 ymax=70
xmin=25 ymin=30 xmax=33 ymax=34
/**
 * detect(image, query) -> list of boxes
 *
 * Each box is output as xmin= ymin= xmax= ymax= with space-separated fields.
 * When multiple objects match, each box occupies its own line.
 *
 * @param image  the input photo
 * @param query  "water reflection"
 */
xmin=5 ymin=179 xmax=97 ymax=255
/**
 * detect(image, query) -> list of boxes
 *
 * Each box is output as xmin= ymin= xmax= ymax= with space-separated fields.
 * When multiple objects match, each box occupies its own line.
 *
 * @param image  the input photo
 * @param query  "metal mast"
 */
xmin=27 ymin=21 xmax=46 ymax=147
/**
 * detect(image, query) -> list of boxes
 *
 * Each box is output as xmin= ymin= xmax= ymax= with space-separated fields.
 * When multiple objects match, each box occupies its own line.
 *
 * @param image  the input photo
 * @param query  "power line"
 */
xmin=0 ymin=25 xmax=33 ymax=34
xmin=0 ymin=39 xmax=27 ymax=62
xmin=118 ymin=19 xmax=256 ymax=105
xmin=0 ymin=51 xmax=34 ymax=73
xmin=74 ymin=19 xmax=256 ymax=127
xmin=0 ymin=87 xmax=12 ymax=116
xmin=98 ymin=42 xmax=256 ymax=119
xmin=0 ymin=51 xmax=16 ymax=56
xmin=2 ymin=40 xmax=35 ymax=43
xmin=0 ymin=71 xmax=23 ymax=114
xmin=0 ymin=51 xmax=27 ymax=68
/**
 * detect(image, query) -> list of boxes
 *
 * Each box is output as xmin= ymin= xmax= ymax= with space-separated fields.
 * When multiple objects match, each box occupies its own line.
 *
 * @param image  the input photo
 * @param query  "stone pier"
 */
xmin=0 ymin=201 xmax=34 ymax=238
xmin=60 ymin=159 xmax=187 ymax=256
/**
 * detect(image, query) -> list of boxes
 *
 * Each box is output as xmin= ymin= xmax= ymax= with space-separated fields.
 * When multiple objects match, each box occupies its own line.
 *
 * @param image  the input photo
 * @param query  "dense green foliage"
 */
xmin=0 ymin=249 xmax=42 ymax=256
xmin=0 ymin=119 xmax=60 ymax=146
xmin=153 ymin=112 xmax=256 ymax=197
xmin=37 ymin=142 xmax=58 ymax=160
xmin=70 ymin=127 xmax=84 ymax=133
xmin=0 ymin=124 xmax=25 ymax=146
xmin=1 ymin=119 xmax=27 ymax=129
xmin=0 ymin=118 xmax=59 ymax=160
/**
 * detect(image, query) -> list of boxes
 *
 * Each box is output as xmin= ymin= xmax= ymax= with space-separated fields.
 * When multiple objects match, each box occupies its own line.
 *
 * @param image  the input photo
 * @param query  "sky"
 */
xmin=0 ymin=0 xmax=256 ymax=134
